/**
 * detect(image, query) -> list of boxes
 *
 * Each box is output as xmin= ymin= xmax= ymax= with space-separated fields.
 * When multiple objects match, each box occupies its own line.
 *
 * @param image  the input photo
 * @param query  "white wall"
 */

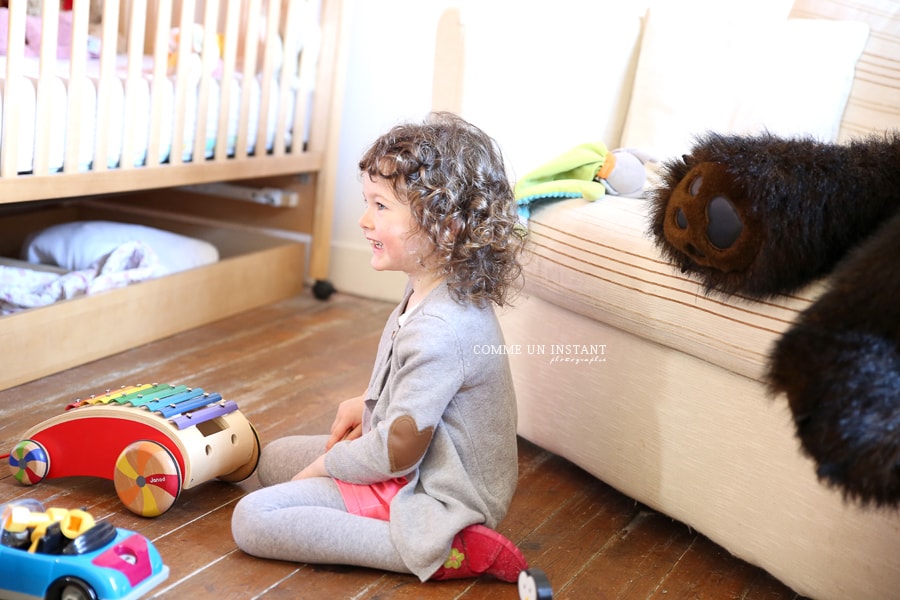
xmin=327 ymin=0 xmax=448 ymax=302
xmin=327 ymin=0 xmax=648 ymax=302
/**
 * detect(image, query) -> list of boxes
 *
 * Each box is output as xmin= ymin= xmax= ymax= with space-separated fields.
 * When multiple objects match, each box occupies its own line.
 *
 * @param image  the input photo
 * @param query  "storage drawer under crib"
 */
xmin=0 ymin=202 xmax=307 ymax=391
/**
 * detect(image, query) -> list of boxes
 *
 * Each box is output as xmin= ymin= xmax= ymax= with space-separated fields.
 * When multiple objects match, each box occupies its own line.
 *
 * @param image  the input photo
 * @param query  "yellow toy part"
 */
xmin=59 ymin=509 xmax=95 ymax=539
xmin=0 ymin=504 xmax=98 ymax=553
xmin=3 ymin=505 xmax=50 ymax=534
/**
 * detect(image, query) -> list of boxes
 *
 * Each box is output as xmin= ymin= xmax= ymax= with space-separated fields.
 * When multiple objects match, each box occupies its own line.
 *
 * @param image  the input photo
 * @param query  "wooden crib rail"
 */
xmin=0 ymin=0 xmax=341 ymax=204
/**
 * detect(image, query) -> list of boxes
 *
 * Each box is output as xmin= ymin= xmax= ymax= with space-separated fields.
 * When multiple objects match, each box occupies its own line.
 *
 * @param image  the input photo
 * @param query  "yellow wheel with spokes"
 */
xmin=114 ymin=440 xmax=182 ymax=517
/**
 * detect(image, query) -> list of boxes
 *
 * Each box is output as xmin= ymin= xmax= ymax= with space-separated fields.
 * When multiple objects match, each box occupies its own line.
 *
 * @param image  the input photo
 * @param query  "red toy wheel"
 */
xmin=114 ymin=440 xmax=182 ymax=517
xmin=8 ymin=440 xmax=50 ymax=485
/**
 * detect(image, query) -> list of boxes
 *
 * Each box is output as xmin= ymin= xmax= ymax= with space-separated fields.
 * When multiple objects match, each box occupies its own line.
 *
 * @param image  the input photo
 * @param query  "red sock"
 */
xmin=430 ymin=524 xmax=528 ymax=583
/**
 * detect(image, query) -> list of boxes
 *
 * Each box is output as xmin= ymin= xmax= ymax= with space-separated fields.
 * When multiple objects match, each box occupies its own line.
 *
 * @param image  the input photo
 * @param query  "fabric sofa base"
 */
xmin=499 ymin=293 xmax=900 ymax=600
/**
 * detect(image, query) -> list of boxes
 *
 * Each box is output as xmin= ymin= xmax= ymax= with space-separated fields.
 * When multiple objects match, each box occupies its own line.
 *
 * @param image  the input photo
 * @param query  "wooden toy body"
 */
xmin=21 ymin=403 xmax=256 ymax=489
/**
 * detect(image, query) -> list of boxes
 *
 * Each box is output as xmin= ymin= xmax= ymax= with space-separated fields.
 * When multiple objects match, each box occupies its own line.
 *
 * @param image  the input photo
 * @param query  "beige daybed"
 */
xmin=494 ymin=1 xmax=900 ymax=598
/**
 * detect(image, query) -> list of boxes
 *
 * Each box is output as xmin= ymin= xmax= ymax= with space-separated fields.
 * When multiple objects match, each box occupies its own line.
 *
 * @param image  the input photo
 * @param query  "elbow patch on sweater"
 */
xmin=388 ymin=415 xmax=434 ymax=473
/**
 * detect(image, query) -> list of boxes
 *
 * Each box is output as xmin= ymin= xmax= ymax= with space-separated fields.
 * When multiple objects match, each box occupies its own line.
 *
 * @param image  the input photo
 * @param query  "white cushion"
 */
xmin=620 ymin=2 xmax=867 ymax=159
xmin=730 ymin=19 xmax=869 ymax=142
xmin=23 ymin=221 xmax=219 ymax=275
xmin=790 ymin=0 xmax=900 ymax=140
xmin=459 ymin=1 xmax=648 ymax=177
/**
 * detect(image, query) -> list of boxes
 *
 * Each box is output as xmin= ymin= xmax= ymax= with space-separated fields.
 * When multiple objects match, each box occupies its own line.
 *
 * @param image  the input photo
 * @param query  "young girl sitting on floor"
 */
xmin=231 ymin=112 xmax=528 ymax=583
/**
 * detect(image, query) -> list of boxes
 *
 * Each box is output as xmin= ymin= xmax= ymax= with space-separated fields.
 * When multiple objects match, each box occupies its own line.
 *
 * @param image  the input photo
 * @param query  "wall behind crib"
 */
xmin=326 ymin=0 xmax=728 ymax=302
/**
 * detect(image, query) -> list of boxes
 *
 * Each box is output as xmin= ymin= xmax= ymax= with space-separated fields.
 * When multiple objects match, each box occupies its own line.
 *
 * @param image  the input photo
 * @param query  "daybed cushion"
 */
xmin=22 ymin=220 xmax=220 ymax=275
xmin=620 ymin=9 xmax=869 ymax=159
xmin=522 ymin=196 xmax=821 ymax=382
xmin=789 ymin=0 xmax=900 ymax=141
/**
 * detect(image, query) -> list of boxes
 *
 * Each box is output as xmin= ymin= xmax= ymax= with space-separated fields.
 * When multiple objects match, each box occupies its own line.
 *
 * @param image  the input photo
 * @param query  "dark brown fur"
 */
xmin=648 ymin=131 xmax=900 ymax=506
xmin=647 ymin=131 xmax=900 ymax=298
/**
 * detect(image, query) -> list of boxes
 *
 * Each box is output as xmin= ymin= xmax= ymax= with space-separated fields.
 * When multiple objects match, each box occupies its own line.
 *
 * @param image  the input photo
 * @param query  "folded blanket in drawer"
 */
xmin=523 ymin=196 xmax=825 ymax=382
xmin=2 ymin=240 xmax=161 ymax=315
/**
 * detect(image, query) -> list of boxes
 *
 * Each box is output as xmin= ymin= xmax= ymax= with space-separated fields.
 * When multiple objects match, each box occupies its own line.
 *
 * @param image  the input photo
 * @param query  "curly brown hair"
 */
xmin=358 ymin=112 xmax=525 ymax=307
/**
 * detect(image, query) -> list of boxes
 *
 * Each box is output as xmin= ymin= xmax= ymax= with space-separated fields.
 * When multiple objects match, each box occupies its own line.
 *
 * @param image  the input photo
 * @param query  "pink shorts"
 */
xmin=334 ymin=476 xmax=407 ymax=521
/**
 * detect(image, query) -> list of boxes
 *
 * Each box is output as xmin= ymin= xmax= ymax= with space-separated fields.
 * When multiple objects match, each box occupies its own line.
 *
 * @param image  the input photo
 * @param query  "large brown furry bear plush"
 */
xmin=647 ymin=131 xmax=900 ymax=507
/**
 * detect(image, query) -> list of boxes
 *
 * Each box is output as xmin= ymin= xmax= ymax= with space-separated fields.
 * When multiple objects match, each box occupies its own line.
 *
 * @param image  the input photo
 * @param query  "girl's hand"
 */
xmin=291 ymin=453 xmax=327 ymax=481
xmin=325 ymin=394 xmax=366 ymax=450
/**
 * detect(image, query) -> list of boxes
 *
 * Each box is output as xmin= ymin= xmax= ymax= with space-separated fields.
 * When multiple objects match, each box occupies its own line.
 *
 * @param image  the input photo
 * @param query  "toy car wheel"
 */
xmin=114 ymin=440 xmax=182 ymax=518
xmin=49 ymin=576 xmax=98 ymax=600
xmin=8 ymin=439 xmax=50 ymax=485
xmin=218 ymin=422 xmax=262 ymax=483
xmin=518 ymin=568 xmax=553 ymax=600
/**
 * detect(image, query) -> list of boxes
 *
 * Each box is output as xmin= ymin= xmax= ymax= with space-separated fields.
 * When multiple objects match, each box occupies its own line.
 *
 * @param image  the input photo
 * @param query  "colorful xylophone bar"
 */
xmin=64 ymin=383 xmax=239 ymax=430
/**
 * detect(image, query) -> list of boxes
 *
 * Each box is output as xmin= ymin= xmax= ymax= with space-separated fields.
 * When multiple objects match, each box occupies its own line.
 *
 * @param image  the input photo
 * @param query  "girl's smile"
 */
xmin=360 ymin=174 xmax=427 ymax=273
xmin=359 ymin=174 xmax=443 ymax=305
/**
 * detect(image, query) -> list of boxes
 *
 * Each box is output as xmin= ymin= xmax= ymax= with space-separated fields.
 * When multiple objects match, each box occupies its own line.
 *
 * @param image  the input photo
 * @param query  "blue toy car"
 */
xmin=0 ymin=499 xmax=169 ymax=600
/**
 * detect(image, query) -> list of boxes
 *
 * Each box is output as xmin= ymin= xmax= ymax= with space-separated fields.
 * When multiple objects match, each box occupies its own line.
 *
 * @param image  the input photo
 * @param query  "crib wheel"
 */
xmin=8 ymin=440 xmax=50 ymax=485
xmin=518 ymin=568 xmax=553 ymax=600
xmin=218 ymin=422 xmax=261 ymax=483
xmin=114 ymin=440 xmax=182 ymax=517
xmin=312 ymin=279 xmax=336 ymax=300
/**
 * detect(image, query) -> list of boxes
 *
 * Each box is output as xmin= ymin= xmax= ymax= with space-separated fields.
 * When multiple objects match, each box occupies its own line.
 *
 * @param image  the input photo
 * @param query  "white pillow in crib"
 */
xmin=22 ymin=221 xmax=219 ymax=275
xmin=620 ymin=4 xmax=869 ymax=160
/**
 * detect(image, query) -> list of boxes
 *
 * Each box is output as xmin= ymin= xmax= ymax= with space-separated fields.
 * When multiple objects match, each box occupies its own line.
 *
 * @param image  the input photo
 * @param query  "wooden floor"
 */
xmin=0 ymin=290 xmax=806 ymax=599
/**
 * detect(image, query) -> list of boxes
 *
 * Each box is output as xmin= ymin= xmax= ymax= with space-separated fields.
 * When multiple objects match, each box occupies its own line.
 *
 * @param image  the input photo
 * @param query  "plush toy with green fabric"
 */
xmin=514 ymin=142 xmax=655 ymax=220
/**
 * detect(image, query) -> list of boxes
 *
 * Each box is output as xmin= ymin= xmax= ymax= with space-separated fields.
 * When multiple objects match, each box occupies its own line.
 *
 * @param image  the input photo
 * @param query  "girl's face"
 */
xmin=359 ymin=174 xmax=432 ymax=278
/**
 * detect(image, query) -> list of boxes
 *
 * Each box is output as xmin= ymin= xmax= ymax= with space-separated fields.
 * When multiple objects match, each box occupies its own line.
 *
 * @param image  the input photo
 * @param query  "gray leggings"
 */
xmin=230 ymin=434 xmax=411 ymax=574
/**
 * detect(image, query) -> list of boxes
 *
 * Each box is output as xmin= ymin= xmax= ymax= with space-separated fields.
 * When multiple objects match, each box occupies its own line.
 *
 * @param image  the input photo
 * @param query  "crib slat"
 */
xmin=193 ymin=0 xmax=220 ymax=163
xmin=256 ymin=0 xmax=281 ymax=157
xmin=122 ymin=0 xmax=149 ymax=171
xmin=215 ymin=0 xmax=242 ymax=161
xmin=0 ymin=2 xmax=27 ymax=178
xmin=147 ymin=0 xmax=174 ymax=169
xmin=235 ymin=0 xmax=263 ymax=161
xmin=275 ymin=0 xmax=299 ymax=156
xmin=93 ymin=0 xmax=122 ymax=172
xmin=33 ymin=0 xmax=61 ymax=175
xmin=64 ymin=2 xmax=91 ymax=173
xmin=169 ymin=0 xmax=197 ymax=166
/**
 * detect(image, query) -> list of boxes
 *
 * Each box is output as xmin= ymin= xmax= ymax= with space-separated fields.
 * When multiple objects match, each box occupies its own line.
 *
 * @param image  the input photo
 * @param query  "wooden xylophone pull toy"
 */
xmin=8 ymin=383 xmax=261 ymax=518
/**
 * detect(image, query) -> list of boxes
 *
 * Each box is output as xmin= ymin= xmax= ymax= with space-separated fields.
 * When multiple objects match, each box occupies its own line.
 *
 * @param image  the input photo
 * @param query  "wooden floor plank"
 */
xmin=652 ymin=534 xmax=768 ymax=600
xmin=555 ymin=510 xmax=694 ymax=600
xmin=515 ymin=467 xmax=640 ymax=597
xmin=0 ymin=290 xmax=806 ymax=599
